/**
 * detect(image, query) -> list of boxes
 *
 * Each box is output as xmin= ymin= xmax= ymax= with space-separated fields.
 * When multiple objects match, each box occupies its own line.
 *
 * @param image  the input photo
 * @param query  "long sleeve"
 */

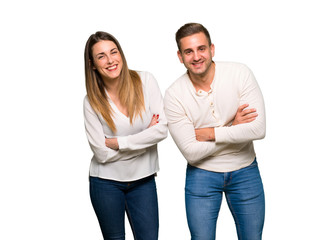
xmin=214 ymin=67 xmax=266 ymax=143
xmin=84 ymin=97 xmax=146 ymax=164
xmin=164 ymin=89 xmax=227 ymax=164
xmin=117 ymin=72 xmax=168 ymax=151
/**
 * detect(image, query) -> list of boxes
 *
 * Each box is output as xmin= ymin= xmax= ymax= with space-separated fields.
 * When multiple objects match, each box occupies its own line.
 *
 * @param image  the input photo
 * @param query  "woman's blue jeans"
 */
xmin=185 ymin=159 xmax=265 ymax=240
xmin=89 ymin=175 xmax=158 ymax=240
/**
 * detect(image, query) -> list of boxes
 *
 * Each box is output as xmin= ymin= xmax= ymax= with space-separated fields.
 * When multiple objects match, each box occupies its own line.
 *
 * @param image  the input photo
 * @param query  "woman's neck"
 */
xmin=104 ymin=77 xmax=129 ymax=117
xmin=104 ymin=77 xmax=120 ymax=97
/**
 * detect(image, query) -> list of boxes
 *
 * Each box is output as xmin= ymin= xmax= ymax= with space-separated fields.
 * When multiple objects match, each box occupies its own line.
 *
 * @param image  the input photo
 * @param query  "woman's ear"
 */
xmin=89 ymin=60 xmax=96 ymax=70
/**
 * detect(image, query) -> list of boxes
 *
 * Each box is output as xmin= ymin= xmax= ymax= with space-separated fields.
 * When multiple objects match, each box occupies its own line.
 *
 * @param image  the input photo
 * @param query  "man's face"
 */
xmin=177 ymin=32 xmax=215 ymax=77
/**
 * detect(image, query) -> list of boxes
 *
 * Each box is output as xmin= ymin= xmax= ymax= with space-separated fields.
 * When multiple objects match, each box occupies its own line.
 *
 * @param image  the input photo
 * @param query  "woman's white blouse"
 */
xmin=84 ymin=71 xmax=168 ymax=181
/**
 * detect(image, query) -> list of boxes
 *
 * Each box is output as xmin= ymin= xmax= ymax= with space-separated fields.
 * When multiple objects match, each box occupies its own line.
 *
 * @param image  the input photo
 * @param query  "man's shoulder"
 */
xmin=215 ymin=61 xmax=249 ymax=71
xmin=165 ymin=72 xmax=189 ymax=95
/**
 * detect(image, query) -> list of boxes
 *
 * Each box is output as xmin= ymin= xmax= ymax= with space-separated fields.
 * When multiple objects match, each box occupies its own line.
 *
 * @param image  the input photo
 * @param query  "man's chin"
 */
xmin=189 ymin=69 xmax=205 ymax=76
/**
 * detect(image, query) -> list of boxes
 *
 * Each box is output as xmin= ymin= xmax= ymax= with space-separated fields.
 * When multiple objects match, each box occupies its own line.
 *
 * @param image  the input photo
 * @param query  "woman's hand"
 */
xmin=105 ymin=138 xmax=119 ymax=150
xmin=148 ymin=114 xmax=159 ymax=128
xmin=232 ymin=104 xmax=257 ymax=126
xmin=105 ymin=114 xmax=160 ymax=150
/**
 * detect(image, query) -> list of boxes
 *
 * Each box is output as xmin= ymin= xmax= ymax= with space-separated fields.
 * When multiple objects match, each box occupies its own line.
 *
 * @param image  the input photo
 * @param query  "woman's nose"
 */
xmin=106 ymin=54 xmax=113 ymax=64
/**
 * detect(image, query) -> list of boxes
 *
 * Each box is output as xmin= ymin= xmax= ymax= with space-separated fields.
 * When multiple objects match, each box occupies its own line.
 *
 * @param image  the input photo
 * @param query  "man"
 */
xmin=164 ymin=23 xmax=266 ymax=240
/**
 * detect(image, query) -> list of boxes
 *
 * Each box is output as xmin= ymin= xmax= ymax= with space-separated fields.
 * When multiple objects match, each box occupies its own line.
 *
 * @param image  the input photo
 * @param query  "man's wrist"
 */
xmin=210 ymin=128 xmax=216 ymax=141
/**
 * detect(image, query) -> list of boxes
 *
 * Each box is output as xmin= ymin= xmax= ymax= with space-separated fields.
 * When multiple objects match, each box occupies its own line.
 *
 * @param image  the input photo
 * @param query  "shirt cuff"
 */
xmin=214 ymin=127 xmax=226 ymax=143
xmin=117 ymin=136 xmax=129 ymax=151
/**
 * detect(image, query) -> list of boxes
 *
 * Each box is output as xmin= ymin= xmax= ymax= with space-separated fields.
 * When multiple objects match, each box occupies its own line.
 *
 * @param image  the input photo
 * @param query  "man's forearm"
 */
xmin=195 ymin=128 xmax=215 ymax=141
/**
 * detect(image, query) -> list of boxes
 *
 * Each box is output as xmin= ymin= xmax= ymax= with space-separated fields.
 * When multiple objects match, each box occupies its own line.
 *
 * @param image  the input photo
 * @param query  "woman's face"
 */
xmin=91 ymin=40 xmax=123 ymax=81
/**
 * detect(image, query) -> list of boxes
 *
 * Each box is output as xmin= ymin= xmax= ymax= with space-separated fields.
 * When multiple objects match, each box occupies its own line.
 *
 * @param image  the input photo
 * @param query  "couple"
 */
xmin=83 ymin=23 xmax=266 ymax=240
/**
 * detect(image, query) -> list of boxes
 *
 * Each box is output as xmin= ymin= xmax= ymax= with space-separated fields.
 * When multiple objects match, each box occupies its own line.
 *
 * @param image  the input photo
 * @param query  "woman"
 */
xmin=83 ymin=31 xmax=167 ymax=240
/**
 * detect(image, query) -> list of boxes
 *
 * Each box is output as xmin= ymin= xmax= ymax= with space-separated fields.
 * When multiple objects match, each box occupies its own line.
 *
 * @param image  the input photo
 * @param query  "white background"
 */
xmin=1 ymin=0 xmax=332 ymax=239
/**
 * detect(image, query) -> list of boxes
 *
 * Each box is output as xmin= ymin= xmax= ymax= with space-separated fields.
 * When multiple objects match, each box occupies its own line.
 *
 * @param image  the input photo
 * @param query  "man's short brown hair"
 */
xmin=175 ymin=23 xmax=212 ymax=51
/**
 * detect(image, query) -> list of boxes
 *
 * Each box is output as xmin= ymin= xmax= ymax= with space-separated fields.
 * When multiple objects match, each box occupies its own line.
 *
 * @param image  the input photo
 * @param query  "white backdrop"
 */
xmin=1 ymin=0 xmax=332 ymax=239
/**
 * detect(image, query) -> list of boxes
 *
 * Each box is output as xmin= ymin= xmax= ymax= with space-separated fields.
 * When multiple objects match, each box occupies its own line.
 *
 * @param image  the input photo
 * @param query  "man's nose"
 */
xmin=193 ymin=51 xmax=200 ymax=60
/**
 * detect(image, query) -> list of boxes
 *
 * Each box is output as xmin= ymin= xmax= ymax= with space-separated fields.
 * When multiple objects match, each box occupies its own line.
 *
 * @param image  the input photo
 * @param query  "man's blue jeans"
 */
xmin=89 ymin=175 xmax=158 ymax=240
xmin=185 ymin=159 xmax=265 ymax=240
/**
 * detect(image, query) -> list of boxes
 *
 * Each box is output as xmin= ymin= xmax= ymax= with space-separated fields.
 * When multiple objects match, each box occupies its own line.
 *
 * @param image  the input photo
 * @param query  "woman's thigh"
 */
xmin=89 ymin=177 xmax=126 ymax=240
xmin=125 ymin=176 xmax=159 ymax=240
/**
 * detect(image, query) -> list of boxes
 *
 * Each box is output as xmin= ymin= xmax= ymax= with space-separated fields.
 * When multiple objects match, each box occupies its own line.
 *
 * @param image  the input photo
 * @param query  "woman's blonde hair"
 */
xmin=84 ymin=31 xmax=145 ymax=132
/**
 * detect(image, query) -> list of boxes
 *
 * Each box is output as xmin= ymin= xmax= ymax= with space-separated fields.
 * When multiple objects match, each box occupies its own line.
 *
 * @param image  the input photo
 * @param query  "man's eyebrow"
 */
xmin=183 ymin=45 xmax=207 ymax=52
xmin=183 ymin=48 xmax=193 ymax=52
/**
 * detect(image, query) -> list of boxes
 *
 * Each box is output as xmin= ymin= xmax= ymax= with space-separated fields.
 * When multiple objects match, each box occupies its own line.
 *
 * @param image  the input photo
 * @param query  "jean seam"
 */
xmin=125 ymin=199 xmax=138 ymax=240
xmin=225 ymin=193 xmax=242 ymax=240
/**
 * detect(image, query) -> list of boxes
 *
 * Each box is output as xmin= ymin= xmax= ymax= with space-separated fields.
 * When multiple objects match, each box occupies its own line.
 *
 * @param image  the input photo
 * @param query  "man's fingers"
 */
xmin=238 ymin=104 xmax=249 ymax=112
xmin=243 ymin=112 xmax=258 ymax=119
xmin=241 ymin=108 xmax=257 ymax=116
xmin=244 ymin=117 xmax=257 ymax=123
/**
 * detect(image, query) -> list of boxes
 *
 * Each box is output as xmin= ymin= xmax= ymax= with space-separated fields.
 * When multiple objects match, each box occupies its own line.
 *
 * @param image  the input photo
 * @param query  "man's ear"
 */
xmin=177 ymin=50 xmax=184 ymax=63
xmin=210 ymin=43 xmax=215 ymax=58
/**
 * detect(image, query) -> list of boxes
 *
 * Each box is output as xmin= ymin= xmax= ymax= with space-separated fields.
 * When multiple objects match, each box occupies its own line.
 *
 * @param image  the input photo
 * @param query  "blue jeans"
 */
xmin=185 ymin=159 xmax=265 ymax=240
xmin=89 ymin=175 xmax=158 ymax=240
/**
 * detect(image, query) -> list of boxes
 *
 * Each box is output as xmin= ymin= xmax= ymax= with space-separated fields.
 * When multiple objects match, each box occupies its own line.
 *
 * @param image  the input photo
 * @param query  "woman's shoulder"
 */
xmin=135 ymin=70 xmax=158 ymax=87
xmin=83 ymin=94 xmax=89 ymax=105
xmin=136 ymin=70 xmax=155 ymax=80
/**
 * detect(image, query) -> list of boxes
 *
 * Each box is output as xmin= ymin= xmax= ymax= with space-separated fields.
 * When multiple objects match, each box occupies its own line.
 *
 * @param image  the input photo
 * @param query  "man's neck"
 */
xmin=189 ymin=62 xmax=215 ymax=92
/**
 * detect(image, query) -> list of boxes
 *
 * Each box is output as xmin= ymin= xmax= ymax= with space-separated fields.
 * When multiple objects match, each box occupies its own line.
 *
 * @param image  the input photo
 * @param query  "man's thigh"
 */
xmin=185 ymin=165 xmax=223 ymax=240
xmin=225 ymin=160 xmax=265 ymax=240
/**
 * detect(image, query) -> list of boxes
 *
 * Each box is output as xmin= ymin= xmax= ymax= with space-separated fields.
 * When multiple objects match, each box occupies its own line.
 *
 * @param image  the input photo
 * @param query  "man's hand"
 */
xmin=105 ymin=138 xmax=119 ymax=150
xmin=195 ymin=128 xmax=215 ymax=141
xmin=195 ymin=104 xmax=257 ymax=142
xmin=232 ymin=104 xmax=257 ymax=126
